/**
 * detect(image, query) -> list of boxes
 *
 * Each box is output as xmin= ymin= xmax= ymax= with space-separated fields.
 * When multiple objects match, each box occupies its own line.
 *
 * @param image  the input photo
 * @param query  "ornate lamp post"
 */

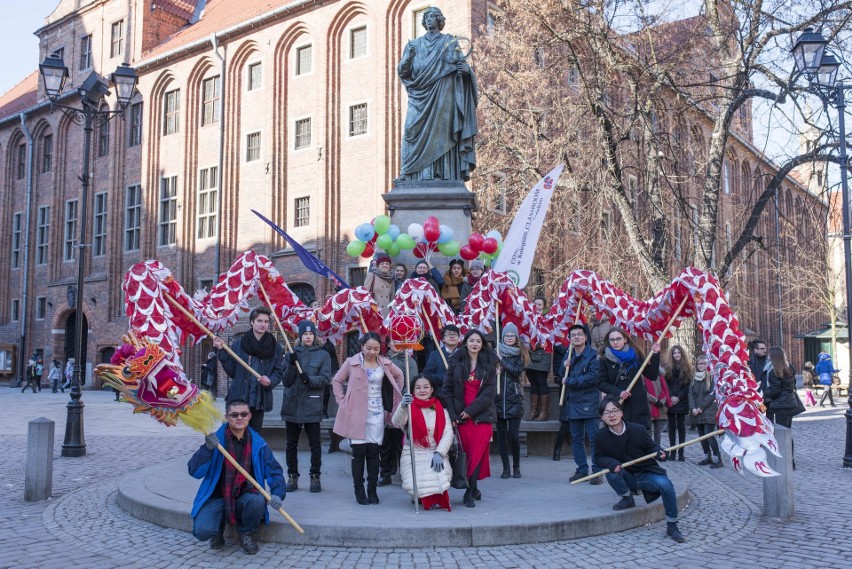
xmin=39 ymin=53 xmax=138 ymax=457
xmin=791 ymin=29 xmax=851 ymax=467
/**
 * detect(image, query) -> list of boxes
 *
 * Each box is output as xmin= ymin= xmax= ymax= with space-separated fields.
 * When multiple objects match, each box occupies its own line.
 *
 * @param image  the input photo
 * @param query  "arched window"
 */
xmin=290 ymin=283 xmax=316 ymax=306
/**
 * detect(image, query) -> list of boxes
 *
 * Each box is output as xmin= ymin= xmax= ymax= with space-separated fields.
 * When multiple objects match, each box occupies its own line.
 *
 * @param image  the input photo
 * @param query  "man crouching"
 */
xmin=188 ymin=399 xmax=286 ymax=554
xmin=593 ymin=397 xmax=685 ymax=543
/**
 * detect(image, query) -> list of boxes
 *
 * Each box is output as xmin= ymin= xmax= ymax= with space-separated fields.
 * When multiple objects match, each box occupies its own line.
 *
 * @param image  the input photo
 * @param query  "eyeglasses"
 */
xmin=602 ymin=409 xmax=622 ymax=416
xmin=569 ymin=333 xmax=586 ymax=338
xmin=609 ymin=337 xmax=625 ymax=343
xmin=470 ymin=267 xmax=482 ymax=272
xmin=754 ymin=347 xmax=766 ymax=351
xmin=227 ymin=412 xmax=251 ymax=419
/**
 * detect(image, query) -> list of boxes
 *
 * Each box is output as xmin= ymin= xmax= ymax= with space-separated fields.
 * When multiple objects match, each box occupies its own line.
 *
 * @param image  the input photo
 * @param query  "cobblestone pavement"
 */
xmin=1 ymin=390 xmax=850 ymax=568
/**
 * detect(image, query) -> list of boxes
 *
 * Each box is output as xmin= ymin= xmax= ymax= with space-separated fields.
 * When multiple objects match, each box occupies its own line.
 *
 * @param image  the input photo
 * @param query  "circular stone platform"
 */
xmin=117 ymin=452 xmax=689 ymax=547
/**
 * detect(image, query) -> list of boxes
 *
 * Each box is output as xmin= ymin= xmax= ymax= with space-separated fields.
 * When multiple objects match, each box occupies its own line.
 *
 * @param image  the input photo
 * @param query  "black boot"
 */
xmin=667 ymin=521 xmax=686 ymax=543
xmin=367 ymin=486 xmax=380 ymax=505
xmin=310 ymin=473 xmax=321 ymax=493
xmin=351 ymin=444 xmax=367 ymax=504
xmin=501 ymin=459 xmax=510 ymax=479
xmin=710 ymin=454 xmax=724 ymax=469
xmin=511 ymin=439 xmax=521 ymax=478
xmin=286 ymin=474 xmax=299 ymax=492
xmin=366 ymin=445 xmax=380 ymax=504
xmin=463 ymin=488 xmax=476 ymax=508
xmin=677 ymin=450 xmax=685 ymax=462
xmin=552 ymin=446 xmax=562 ymax=461
xmin=612 ymin=495 xmax=635 ymax=510
xmin=239 ymin=533 xmax=259 ymax=554
xmin=354 ymin=485 xmax=369 ymax=505
xmin=697 ymin=453 xmax=712 ymax=466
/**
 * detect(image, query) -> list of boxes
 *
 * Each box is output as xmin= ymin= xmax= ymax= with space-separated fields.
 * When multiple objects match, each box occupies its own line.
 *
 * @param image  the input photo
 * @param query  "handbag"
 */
xmin=449 ymin=428 xmax=469 ymax=489
xmin=793 ymin=391 xmax=806 ymax=416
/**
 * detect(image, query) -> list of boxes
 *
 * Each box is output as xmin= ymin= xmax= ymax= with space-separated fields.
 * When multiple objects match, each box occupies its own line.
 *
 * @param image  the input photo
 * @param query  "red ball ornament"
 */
xmin=459 ymin=244 xmax=478 ymax=261
xmin=468 ymin=233 xmax=485 ymax=252
xmin=389 ymin=312 xmax=424 ymax=350
xmin=481 ymin=237 xmax=498 ymax=254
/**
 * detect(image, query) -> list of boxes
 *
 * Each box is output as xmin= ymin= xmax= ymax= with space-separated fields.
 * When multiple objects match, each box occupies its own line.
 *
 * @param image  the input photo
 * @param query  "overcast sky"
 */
xmin=0 ymin=0 xmax=61 ymax=96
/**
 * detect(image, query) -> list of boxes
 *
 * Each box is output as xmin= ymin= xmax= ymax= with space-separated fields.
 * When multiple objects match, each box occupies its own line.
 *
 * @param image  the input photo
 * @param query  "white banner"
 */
xmin=492 ymin=164 xmax=564 ymax=288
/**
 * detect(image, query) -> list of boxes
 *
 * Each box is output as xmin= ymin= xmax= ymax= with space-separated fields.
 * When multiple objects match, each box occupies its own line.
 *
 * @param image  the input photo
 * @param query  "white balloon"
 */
xmin=407 ymin=223 xmax=424 ymax=240
xmin=486 ymin=229 xmax=503 ymax=243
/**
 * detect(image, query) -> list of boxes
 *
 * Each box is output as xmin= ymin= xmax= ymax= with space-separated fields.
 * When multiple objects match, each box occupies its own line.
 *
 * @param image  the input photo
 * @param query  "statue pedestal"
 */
xmin=383 ymin=181 xmax=478 ymax=269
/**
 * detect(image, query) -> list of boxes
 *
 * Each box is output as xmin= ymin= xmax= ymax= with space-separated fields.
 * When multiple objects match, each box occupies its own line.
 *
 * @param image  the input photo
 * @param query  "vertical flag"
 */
xmin=251 ymin=209 xmax=350 ymax=289
xmin=491 ymin=164 xmax=564 ymax=288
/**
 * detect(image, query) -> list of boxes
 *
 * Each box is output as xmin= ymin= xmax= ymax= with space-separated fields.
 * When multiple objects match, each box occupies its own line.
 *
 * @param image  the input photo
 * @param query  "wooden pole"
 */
xmin=215 ymin=441 xmax=304 ymax=533
xmin=618 ymin=295 xmax=690 ymax=404
xmin=164 ymin=294 xmax=261 ymax=380
xmin=257 ymin=279 xmax=303 ymax=375
xmin=569 ymin=428 xmax=724 ymax=485
xmin=422 ymin=302 xmax=448 ymax=368
xmin=405 ymin=350 xmax=419 ymax=514
xmin=559 ymin=298 xmax=585 ymax=406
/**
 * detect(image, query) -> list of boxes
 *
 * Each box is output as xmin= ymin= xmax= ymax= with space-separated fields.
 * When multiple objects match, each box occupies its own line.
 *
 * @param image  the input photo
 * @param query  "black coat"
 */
xmin=221 ymin=333 xmax=285 ymax=412
xmin=557 ymin=345 xmax=601 ymax=421
xmin=423 ymin=346 xmax=455 ymax=390
xmin=594 ymin=421 xmax=667 ymax=476
xmin=598 ymin=351 xmax=659 ymax=429
xmin=495 ymin=352 xmax=524 ymax=419
xmin=442 ymin=350 xmax=497 ymax=424
xmin=666 ymin=367 xmax=691 ymax=415
xmin=280 ymin=344 xmax=331 ymax=423
xmin=764 ymin=366 xmax=797 ymax=412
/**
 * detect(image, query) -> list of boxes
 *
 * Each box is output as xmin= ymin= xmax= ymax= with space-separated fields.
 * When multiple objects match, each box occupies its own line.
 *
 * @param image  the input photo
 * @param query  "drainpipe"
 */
xmin=19 ymin=112 xmax=34 ymax=382
xmin=211 ymin=33 xmax=226 ymax=276
xmin=774 ymin=187 xmax=784 ymax=347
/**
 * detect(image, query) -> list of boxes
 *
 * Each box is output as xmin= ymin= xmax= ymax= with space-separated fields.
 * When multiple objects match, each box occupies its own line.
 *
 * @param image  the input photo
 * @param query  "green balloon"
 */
xmin=373 ymin=215 xmax=391 ymax=235
xmin=437 ymin=240 xmax=460 ymax=257
xmin=376 ymin=233 xmax=394 ymax=251
xmin=347 ymin=240 xmax=366 ymax=257
xmin=388 ymin=242 xmax=401 ymax=256
xmin=396 ymin=234 xmax=416 ymax=250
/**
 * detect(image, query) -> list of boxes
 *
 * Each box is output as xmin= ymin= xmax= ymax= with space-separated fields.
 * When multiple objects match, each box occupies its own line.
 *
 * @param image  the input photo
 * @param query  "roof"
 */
xmin=157 ymin=0 xmax=201 ymax=21
xmin=0 ymin=71 xmax=39 ymax=121
xmin=143 ymin=0 xmax=313 ymax=60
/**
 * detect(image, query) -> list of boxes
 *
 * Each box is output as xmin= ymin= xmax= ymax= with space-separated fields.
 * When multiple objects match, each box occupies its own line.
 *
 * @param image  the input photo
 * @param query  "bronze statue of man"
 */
xmin=397 ymin=7 xmax=478 ymax=183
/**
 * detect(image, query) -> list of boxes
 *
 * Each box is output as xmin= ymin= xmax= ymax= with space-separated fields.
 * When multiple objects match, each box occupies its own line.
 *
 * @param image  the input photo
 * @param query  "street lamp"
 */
xmin=39 ymin=52 xmax=138 ymax=458
xmin=791 ymin=29 xmax=852 ymax=468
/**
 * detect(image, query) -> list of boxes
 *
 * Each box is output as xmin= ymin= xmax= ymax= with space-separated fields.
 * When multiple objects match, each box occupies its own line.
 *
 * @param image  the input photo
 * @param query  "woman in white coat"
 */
xmin=393 ymin=375 xmax=454 ymax=510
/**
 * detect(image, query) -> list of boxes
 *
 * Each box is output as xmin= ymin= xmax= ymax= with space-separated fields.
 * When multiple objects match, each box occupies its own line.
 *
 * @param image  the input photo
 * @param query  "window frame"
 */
xmin=41 ymin=134 xmax=53 ymax=173
xmin=35 ymin=296 xmax=47 ymax=320
xmin=92 ymin=191 xmax=108 ymax=257
xmin=128 ymin=101 xmax=143 ymax=146
xmin=348 ymin=102 xmax=368 ymax=137
xmin=294 ymin=196 xmax=310 ymax=228
xmin=163 ymin=89 xmax=180 ymax=136
xmin=295 ymin=44 xmax=312 ymax=76
xmin=294 ymin=117 xmax=311 ymax=150
xmin=110 ymin=20 xmax=124 ymax=58
xmin=158 ymin=176 xmax=178 ymax=247
xmin=79 ymin=34 xmax=93 ymax=70
xmin=350 ymin=26 xmax=367 ymax=59
xmin=36 ymin=205 xmax=49 ymax=265
xmin=124 ymin=184 xmax=142 ymax=252
xmin=16 ymin=143 xmax=26 ymax=180
xmin=11 ymin=212 xmax=22 ymax=269
xmin=247 ymin=62 xmax=262 ymax=91
xmin=201 ymin=76 xmax=220 ymax=126
xmin=97 ymin=113 xmax=110 ymax=157
xmin=64 ymin=199 xmax=78 ymax=262
xmin=197 ymin=166 xmax=218 ymax=240
xmin=245 ymin=132 xmax=261 ymax=162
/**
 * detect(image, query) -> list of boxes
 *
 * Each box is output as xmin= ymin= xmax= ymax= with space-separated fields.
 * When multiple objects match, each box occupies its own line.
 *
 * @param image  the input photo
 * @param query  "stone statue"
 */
xmin=397 ymin=7 xmax=478 ymax=183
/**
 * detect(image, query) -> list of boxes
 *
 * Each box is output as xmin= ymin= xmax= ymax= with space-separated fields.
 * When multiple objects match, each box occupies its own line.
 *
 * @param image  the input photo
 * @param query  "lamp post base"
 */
xmin=61 ymin=395 xmax=86 ymax=458
xmin=844 ymin=397 xmax=852 ymax=468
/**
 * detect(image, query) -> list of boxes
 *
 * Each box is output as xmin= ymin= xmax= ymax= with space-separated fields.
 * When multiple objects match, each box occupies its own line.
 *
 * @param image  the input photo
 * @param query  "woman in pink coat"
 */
xmin=332 ymin=332 xmax=404 ymax=505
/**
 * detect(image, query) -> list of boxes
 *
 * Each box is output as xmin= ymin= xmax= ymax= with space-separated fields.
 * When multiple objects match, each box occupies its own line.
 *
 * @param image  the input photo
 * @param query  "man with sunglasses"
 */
xmin=593 ymin=398 xmax=685 ymax=543
xmin=189 ymin=399 xmax=286 ymax=555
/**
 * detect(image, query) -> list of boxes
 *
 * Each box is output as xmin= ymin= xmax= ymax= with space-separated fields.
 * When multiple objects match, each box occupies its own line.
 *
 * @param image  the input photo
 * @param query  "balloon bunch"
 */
xmin=404 ymin=216 xmax=461 ymax=260
xmin=459 ymin=230 xmax=503 ymax=265
xmin=347 ymin=215 xmax=406 ymax=258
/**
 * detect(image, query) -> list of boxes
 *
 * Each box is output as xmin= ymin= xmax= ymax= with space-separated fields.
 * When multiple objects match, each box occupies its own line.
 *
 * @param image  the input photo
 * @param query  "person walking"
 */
xmin=332 ymin=332 xmax=404 ymax=505
xmin=63 ymin=358 xmax=74 ymax=390
xmin=554 ymin=323 xmax=603 ymax=484
xmin=22 ymin=359 xmax=38 ymax=393
xmin=442 ymin=330 xmax=497 ymax=508
xmin=215 ymin=306 xmax=285 ymax=433
xmin=801 ymin=361 xmax=817 ymax=407
xmin=392 ymin=376 xmax=454 ymax=510
xmin=34 ymin=358 xmax=44 ymax=392
xmin=280 ymin=321 xmax=331 ymax=494
xmin=200 ymin=352 xmax=219 ymax=399
xmin=815 ymin=352 xmax=838 ymax=407
xmin=48 ymin=360 xmax=63 ymax=393
xmin=598 ymin=327 xmax=660 ymax=431
xmin=664 ymin=345 xmax=692 ymax=462
xmin=494 ymin=323 xmax=526 ymax=479
xmin=688 ymin=354 xmax=723 ymax=468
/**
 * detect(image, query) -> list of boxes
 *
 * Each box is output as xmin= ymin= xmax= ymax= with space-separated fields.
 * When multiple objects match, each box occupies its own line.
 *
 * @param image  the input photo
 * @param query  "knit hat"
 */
xmin=375 ymin=254 xmax=392 ymax=267
xmin=502 ymin=322 xmax=519 ymax=339
xmin=470 ymin=259 xmax=485 ymax=271
xmin=298 ymin=320 xmax=317 ymax=337
xmin=818 ymin=352 xmax=831 ymax=361
xmin=415 ymin=260 xmax=429 ymax=270
xmin=449 ymin=258 xmax=464 ymax=269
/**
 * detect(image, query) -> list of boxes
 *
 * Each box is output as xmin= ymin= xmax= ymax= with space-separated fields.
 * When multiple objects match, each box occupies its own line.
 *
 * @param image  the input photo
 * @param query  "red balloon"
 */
xmin=459 ymin=244 xmax=478 ymax=261
xmin=361 ymin=241 xmax=375 ymax=258
xmin=413 ymin=242 xmax=427 ymax=258
xmin=424 ymin=216 xmax=439 ymax=228
xmin=424 ymin=225 xmax=441 ymax=242
xmin=481 ymin=237 xmax=498 ymax=254
xmin=468 ymin=233 xmax=485 ymax=252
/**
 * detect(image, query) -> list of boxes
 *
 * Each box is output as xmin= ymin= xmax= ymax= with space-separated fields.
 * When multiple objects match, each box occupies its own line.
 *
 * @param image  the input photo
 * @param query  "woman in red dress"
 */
xmin=442 ymin=330 xmax=497 ymax=508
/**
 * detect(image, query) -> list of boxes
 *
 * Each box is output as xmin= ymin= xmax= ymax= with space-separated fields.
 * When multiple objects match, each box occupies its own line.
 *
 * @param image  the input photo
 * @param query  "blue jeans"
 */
xmin=569 ymin=418 xmax=599 ymax=474
xmin=192 ymin=493 xmax=266 ymax=540
xmin=605 ymin=470 xmax=678 ymax=522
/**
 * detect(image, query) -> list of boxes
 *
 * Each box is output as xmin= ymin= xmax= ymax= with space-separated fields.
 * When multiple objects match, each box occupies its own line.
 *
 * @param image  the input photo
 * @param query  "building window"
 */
xmin=129 ymin=102 xmax=143 ymax=146
xmin=79 ymin=34 xmax=92 ymax=70
xmin=36 ymin=206 xmax=49 ymax=265
xmin=11 ymin=299 xmax=20 ymax=322
xmin=295 ymin=118 xmax=311 ymax=149
xmin=201 ymin=76 xmax=220 ymax=126
xmin=348 ymin=266 xmax=367 ymax=287
xmin=246 ymin=132 xmax=261 ymax=161
xmin=290 ymin=283 xmax=316 ymax=306
xmin=349 ymin=103 xmax=368 ymax=137
xmin=295 ymin=196 xmax=310 ymax=227
xmin=98 ymin=115 xmax=110 ymax=156
xmin=17 ymin=143 xmax=26 ymax=180
xmin=64 ymin=200 xmax=78 ymax=261
xmin=197 ymin=166 xmax=218 ymax=239
xmin=413 ymin=7 xmax=429 ymax=38
xmin=93 ymin=192 xmax=107 ymax=257
xmin=566 ymin=65 xmax=580 ymax=88
xmin=11 ymin=212 xmax=22 ymax=269
xmin=248 ymin=62 xmax=262 ymax=91
xmin=489 ymin=174 xmax=507 ymax=214
xmin=41 ymin=134 xmax=53 ymax=173
xmin=723 ymin=162 xmax=731 ymax=194
xmin=111 ymin=20 xmax=124 ymax=58
xmin=351 ymin=26 xmax=367 ymax=58
xmin=35 ymin=297 xmax=47 ymax=320
xmin=296 ymin=45 xmax=311 ymax=75
xmin=124 ymin=184 xmax=142 ymax=252
xmin=163 ymin=89 xmax=180 ymax=135
xmin=159 ymin=176 xmax=178 ymax=246
xmin=486 ymin=4 xmax=503 ymax=35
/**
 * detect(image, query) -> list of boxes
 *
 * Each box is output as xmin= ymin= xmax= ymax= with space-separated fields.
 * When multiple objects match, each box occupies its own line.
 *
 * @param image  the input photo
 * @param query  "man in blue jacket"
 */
xmin=554 ymin=324 xmax=602 ymax=484
xmin=188 ymin=399 xmax=286 ymax=555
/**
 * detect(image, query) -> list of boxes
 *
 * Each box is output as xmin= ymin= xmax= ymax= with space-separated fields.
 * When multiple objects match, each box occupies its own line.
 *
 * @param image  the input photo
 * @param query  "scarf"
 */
xmin=499 ymin=342 xmax=520 ymax=357
xmin=605 ymin=345 xmax=637 ymax=365
xmin=465 ymin=273 xmax=480 ymax=287
xmin=241 ymin=330 xmax=276 ymax=360
xmin=410 ymin=396 xmax=446 ymax=449
xmin=372 ymin=266 xmax=394 ymax=284
xmin=222 ymin=428 xmax=254 ymax=525
xmin=441 ymin=272 xmax=465 ymax=310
